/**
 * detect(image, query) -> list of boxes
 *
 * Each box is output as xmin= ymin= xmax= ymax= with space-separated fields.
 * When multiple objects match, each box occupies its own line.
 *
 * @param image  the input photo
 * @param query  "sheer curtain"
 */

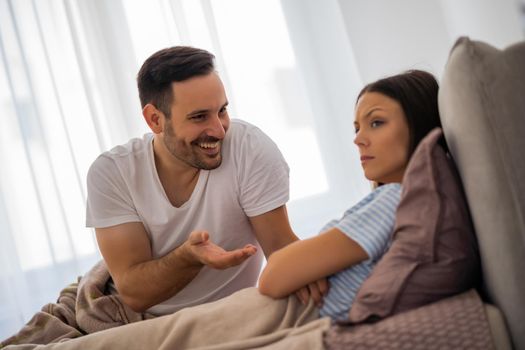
xmin=0 ymin=0 xmax=369 ymax=338
xmin=2 ymin=0 xmax=522 ymax=340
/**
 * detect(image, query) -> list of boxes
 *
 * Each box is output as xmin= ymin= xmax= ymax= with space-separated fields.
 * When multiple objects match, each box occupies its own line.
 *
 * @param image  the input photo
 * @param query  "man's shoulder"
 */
xmin=89 ymin=134 xmax=153 ymax=176
xmin=229 ymin=118 xmax=259 ymax=136
xmin=103 ymin=133 xmax=154 ymax=159
xmin=227 ymin=119 xmax=272 ymax=147
xmin=221 ymin=119 xmax=287 ymax=175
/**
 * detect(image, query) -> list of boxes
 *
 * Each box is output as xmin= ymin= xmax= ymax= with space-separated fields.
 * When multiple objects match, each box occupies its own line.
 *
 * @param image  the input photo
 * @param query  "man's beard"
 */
xmin=163 ymin=125 xmax=223 ymax=170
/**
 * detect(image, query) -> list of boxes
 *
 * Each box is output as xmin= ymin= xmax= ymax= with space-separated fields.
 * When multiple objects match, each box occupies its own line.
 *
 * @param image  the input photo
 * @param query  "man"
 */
xmin=86 ymin=46 xmax=298 ymax=314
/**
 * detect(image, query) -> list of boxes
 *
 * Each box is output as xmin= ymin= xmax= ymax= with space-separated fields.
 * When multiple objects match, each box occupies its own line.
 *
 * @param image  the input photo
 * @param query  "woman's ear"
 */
xmin=142 ymin=104 xmax=164 ymax=134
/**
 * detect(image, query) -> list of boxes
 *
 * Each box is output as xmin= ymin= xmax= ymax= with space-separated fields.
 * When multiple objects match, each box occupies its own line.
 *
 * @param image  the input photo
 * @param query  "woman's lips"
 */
xmin=360 ymin=155 xmax=374 ymax=163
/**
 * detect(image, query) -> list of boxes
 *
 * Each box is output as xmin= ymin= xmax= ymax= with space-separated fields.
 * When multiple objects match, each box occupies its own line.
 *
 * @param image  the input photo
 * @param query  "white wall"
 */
xmin=440 ymin=0 xmax=524 ymax=49
xmin=337 ymin=0 xmax=524 ymax=83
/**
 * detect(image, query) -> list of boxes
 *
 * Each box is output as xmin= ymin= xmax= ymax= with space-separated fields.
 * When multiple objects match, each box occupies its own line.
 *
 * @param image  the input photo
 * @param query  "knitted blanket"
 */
xmin=324 ymin=289 xmax=495 ymax=349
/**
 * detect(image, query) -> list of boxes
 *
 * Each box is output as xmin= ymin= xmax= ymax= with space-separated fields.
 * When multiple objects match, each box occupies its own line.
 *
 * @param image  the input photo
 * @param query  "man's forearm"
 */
xmin=108 ymin=230 xmax=257 ymax=313
xmin=115 ymin=243 xmax=202 ymax=313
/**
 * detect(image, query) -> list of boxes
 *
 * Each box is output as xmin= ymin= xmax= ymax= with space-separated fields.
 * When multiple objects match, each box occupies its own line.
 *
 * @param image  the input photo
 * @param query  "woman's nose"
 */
xmin=353 ymin=131 xmax=363 ymax=146
xmin=353 ymin=130 xmax=369 ymax=147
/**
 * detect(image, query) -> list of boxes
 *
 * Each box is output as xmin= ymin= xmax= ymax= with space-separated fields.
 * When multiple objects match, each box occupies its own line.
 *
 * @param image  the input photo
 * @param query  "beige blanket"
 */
xmin=2 ymin=260 xmax=495 ymax=350
xmin=1 ymin=261 xmax=153 ymax=347
xmin=3 ymin=287 xmax=330 ymax=350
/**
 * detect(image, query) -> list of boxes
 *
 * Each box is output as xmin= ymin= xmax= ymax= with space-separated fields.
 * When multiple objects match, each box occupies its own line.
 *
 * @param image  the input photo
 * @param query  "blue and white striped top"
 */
xmin=319 ymin=183 xmax=402 ymax=321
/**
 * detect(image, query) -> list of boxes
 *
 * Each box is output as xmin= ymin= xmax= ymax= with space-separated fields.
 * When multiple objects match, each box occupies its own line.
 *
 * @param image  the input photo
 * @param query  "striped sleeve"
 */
xmin=334 ymin=183 xmax=401 ymax=261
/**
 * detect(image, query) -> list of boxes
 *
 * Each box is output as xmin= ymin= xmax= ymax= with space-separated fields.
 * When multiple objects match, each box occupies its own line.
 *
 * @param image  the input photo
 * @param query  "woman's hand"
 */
xmin=294 ymin=278 xmax=329 ymax=307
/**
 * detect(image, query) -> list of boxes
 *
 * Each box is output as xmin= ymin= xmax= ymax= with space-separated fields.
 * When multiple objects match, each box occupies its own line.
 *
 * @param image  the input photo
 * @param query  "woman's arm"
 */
xmin=258 ymin=228 xmax=368 ymax=299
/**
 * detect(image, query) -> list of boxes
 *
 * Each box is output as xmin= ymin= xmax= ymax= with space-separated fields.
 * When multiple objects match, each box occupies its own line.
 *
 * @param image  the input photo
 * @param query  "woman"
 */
xmin=9 ymin=70 xmax=443 ymax=350
xmin=259 ymin=69 xmax=442 ymax=321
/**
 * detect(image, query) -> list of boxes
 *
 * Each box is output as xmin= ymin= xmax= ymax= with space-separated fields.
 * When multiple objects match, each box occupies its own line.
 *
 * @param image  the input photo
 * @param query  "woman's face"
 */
xmin=354 ymin=92 xmax=410 ymax=184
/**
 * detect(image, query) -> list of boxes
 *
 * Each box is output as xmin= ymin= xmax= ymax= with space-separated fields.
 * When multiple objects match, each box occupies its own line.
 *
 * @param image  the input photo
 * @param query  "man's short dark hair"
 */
xmin=137 ymin=46 xmax=215 ymax=118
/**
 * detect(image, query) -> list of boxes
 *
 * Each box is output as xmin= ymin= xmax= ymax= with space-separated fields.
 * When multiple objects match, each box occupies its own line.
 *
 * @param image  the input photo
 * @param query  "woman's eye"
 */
xmin=371 ymin=120 xmax=384 ymax=128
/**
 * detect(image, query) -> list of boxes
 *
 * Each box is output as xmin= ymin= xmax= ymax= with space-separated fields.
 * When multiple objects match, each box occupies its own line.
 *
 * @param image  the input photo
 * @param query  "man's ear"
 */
xmin=142 ymin=104 xmax=164 ymax=134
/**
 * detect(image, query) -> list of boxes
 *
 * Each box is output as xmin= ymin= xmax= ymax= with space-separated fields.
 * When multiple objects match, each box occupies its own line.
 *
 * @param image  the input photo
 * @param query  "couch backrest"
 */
xmin=439 ymin=37 xmax=525 ymax=349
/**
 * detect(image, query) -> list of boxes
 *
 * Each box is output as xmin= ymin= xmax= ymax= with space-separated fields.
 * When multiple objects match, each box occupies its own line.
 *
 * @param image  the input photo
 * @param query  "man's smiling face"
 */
xmin=162 ymin=71 xmax=230 ymax=170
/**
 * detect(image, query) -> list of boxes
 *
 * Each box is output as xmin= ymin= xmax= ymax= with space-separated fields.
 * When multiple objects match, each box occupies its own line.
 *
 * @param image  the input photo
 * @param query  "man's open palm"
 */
xmin=187 ymin=231 xmax=257 ymax=269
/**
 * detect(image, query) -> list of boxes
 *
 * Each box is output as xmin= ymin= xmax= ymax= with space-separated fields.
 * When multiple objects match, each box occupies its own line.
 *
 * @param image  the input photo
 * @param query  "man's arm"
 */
xmin=248 ymin=205 xmax=298 ymax=258
xmin=96 ymin=223 xmax=257 ymax=313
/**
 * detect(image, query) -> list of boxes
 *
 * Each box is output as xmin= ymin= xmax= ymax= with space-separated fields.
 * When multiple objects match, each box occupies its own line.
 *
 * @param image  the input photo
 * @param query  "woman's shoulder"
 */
xmin=346 ymin=183 xmax=401 ymax=214
xmin=374 ymin=182 xmax=402 ymax=196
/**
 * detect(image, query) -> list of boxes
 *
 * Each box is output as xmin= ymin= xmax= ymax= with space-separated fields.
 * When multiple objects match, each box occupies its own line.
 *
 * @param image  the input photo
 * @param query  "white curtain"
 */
xmin=1 ymin=0 xmax=523 ymax=340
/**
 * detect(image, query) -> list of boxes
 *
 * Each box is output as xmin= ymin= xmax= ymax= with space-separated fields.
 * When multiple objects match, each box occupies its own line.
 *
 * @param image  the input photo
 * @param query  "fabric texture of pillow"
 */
xmin=348 ymin=127 xmax=480 ymax=323
xmin=327 ymin=289 xmax=494 ymax=350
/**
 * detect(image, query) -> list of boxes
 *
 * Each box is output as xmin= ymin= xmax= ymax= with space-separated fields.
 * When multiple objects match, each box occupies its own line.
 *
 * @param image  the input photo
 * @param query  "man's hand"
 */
xmin=183 ymin=230 xmax=258 ymax=269
xmin=294 ymin=278 xmax=329 ymax=307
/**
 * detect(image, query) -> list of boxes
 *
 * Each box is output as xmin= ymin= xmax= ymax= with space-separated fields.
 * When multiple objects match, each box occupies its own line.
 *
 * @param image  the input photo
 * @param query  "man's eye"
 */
xmin=354 ymin=127 xmax=360 ymax=134
xmin=192 ymin=114 xmax=206 ymax=120
xmin=219 ymin=106 xmax=228 ymax=114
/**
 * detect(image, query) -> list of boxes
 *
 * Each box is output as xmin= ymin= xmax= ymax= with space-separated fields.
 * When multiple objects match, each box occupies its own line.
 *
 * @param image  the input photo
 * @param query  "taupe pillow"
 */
xmin=348 ymin=128 xmax=480 ymax=323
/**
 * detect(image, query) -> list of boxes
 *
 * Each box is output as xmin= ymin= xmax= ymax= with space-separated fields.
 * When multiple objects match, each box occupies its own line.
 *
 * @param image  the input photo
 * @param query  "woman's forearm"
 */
xmin=258 ymin=228 xmax=368 ymax=298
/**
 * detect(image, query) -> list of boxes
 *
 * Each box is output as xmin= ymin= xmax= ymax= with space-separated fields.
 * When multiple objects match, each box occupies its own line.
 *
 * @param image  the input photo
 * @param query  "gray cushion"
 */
xmin=348 ymin=128 xmax=480 ymax=323
xmin=438 ymin=37 xmax=525 ymax=349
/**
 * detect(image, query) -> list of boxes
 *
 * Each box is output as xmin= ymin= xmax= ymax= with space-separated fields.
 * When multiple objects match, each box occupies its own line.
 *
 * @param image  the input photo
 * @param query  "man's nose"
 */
xmin=207 ymin=115 xmax=227 ymax=139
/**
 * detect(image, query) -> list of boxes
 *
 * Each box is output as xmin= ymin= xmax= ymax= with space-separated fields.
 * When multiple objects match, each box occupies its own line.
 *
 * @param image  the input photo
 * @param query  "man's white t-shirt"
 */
xmin=86 ymin=119 xmax=289 ymax=315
